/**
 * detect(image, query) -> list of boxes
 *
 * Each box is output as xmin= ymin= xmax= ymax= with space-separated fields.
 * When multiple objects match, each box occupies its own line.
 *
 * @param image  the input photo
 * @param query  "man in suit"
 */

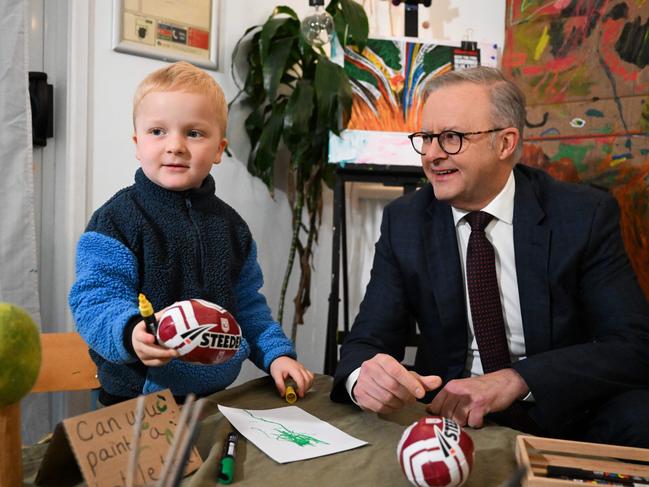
xmin=330 ymin=67 xmax=649 ymax=447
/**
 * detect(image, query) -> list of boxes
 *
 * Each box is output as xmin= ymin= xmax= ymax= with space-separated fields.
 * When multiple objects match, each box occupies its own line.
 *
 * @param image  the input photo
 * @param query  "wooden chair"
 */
xmin=0 ymin=332 xmax=99 ymax=487
xmin=32 ymin=332 xmax=99 ymax=393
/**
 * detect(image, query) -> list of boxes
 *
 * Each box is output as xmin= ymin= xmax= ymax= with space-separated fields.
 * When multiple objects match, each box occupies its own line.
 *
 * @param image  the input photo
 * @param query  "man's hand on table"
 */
xmin=426 ymin=368 xmax=529 ymax=428
xmin=353 ymin=354 xmax=442 ymax=414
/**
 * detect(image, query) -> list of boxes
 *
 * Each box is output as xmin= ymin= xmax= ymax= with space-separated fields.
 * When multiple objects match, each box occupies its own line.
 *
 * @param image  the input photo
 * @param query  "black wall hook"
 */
xmin=28 ymin=72 xmax=54 ymax=147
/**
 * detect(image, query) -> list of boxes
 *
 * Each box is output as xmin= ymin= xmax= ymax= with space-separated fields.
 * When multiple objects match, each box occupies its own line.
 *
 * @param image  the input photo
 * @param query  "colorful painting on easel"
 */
xmin=502 ymin=0 xmax=649 ymax=297
xmin=329 ymin=37 xmax=499 ymax=167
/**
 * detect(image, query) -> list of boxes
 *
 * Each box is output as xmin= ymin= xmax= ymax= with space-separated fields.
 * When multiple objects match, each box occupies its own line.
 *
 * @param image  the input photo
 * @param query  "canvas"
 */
xmin=502 ymin=0 xmax=649 ymax=297
xmin=329 ymin=37 xmax=499 ymax=167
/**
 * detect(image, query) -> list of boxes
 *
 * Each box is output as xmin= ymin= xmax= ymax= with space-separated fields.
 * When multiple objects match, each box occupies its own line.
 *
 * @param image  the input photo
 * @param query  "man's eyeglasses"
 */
xmin=408 ymin=128 xmax=506 ymax=155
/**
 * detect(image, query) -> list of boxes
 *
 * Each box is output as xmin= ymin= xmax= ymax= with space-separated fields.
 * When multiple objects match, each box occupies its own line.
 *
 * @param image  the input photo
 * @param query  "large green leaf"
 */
xmin=284 ymin=80 xmax=314 ymax=143
xmin=260 ymin=17 xmax=291 ymax=63
xmin=339 ymin=0 xmax=368 ymax=50
xmin=230 ymin=25 xmax=261 ymax=90
xmin=243 ymin=105 xmax=266 ymax=144
xmin=314 ymin=56 xmax=352 ymax=135
xmin=326 ymin=0 xmax=368 ymax=51
xmin=284 ymin=80 xmax=316 ymax=168
xmin=263 ymin=37 xmax=295 ymax=100
xmin=249 ymin=102 xmax=286 ymax=189
xmin=260 ymin=16 xmax=300 ymax=62
xmin=243 ymin=31 xmax=265 ymax=104
xmin=273 ymin=5 xmax=298 ymax=19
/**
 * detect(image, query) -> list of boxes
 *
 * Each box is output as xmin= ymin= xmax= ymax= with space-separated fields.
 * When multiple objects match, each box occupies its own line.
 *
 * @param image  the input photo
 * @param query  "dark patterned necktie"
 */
xmin=465 ymin=211 xmax=511 ymax=373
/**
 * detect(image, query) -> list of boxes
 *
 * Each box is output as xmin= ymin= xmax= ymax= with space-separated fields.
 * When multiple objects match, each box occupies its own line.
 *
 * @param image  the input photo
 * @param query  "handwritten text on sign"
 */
xmin=62 ymin=389 xmax=201 ymax=486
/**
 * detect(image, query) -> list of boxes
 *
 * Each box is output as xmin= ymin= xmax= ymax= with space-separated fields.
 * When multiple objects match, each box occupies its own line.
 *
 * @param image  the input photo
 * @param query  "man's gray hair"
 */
xmin=424 ymin=67 xmax=526 ymax=161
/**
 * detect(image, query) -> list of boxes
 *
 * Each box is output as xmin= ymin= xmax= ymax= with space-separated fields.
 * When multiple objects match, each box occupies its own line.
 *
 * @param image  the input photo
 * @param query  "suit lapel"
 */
xmin=513 ymin=167 xmax=552 ymax=355
xmin=423 ymin=199 xmax=467 ymax=379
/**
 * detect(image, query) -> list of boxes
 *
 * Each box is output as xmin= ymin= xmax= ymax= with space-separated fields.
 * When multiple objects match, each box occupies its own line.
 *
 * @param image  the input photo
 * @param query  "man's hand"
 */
xmin=132 ymin=321 xmax=179 ymax=366
xmin=426 ymin=368 xmax=528 ymax=428
xmin=269 ymin=356 xmax=315 ymax=399
xmin=354 ymin=354 xmax=442 ymax=414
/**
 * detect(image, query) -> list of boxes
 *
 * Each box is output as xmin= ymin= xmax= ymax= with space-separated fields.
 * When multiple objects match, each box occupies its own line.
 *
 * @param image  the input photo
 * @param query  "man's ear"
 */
xmin=213 ymin=138 xmax=228 ymax=165
xmin=498 ymin=128 xmax=519 ymax=160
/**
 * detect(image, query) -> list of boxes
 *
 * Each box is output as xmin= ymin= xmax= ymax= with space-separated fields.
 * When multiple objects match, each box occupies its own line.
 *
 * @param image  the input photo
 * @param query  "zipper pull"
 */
xmin=185 ymin=198 xmax=192 ymax=209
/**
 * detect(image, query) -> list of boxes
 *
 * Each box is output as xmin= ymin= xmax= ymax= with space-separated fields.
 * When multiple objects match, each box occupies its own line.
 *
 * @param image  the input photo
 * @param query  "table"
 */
xmin=22 ymin=374 xmax=521 ymax=486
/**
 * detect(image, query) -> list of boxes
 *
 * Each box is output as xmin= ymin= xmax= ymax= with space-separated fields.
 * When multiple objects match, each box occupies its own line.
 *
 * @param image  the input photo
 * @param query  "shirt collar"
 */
xmin=451 ymin=170 xmax=516 ymax=227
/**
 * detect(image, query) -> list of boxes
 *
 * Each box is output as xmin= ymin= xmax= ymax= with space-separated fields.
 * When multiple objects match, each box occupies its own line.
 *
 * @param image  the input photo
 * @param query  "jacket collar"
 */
xmin=422 ymin=164 xmax=552 ymax=370
xmin=134 ymin=168 xmax=217 ymax=209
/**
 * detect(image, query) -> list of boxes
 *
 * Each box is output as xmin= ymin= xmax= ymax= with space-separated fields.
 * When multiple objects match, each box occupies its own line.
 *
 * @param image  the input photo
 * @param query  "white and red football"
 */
xmin=397 ymin=416 xmax=474 ymax=487
xmin=156 ymin=299 xmax=242 ymax=365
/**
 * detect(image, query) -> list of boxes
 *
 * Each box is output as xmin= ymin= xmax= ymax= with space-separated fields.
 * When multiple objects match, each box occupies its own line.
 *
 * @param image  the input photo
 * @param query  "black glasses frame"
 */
xmin=408 ymin=128 xmax=506 ymax=155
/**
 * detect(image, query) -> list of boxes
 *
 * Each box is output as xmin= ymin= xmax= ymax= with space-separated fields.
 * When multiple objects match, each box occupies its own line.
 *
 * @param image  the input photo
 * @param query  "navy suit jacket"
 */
xmin=331 ymin=164 xmax=649 ymax=431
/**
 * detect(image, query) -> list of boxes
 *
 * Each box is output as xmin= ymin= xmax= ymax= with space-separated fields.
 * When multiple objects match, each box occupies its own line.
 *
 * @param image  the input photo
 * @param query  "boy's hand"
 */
xmin=269 ymin=356 xmax=315 ymax=399
xmin=132 ymin=321 xmax=179 ymax=366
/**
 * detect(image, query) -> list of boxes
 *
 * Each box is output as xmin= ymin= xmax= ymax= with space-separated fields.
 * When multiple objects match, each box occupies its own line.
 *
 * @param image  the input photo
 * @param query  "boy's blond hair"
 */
xmin=133 ymin=61 xmax=228 ymax=135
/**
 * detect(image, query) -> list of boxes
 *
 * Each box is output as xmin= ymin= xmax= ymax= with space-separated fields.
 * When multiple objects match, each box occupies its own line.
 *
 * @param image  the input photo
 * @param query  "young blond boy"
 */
xmin=70 ymin=62 xmax=313 ymax=405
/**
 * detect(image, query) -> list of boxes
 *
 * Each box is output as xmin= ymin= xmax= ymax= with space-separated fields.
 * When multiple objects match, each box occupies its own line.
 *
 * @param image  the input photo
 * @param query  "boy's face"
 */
xmin=133 ymin=90 xmax=227 ymax=191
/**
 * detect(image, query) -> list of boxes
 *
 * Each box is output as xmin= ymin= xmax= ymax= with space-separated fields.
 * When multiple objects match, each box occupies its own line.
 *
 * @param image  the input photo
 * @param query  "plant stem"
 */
xmin=292 ymin=204 xmax=317 ymax=342
xmin=278 ymin=189 xmax=304 ymax=329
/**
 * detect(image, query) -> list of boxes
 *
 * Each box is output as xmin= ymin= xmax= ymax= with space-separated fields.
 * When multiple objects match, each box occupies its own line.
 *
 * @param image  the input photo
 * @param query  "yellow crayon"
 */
xmin=285 ymin=385 xmax=297 ymax=404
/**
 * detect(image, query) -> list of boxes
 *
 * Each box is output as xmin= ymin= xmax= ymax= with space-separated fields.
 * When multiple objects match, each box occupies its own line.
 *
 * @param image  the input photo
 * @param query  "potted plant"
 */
xmin=230 ymin=1 xmax=368 ymax=341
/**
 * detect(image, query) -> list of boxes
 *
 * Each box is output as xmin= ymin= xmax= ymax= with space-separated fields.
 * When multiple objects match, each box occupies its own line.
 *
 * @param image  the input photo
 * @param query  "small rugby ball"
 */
xmin=397 ymin=416 xmax=474 ymax=487
xmin=156 ymin=299 xmax=241 ymax=365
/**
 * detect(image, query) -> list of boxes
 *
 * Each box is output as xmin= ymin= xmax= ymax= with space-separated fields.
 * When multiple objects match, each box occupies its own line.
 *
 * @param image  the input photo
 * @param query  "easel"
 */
xmin=324 ymin=0 xmax=437 ymax=375
xmin=324 ymin=165 xmax=424 ymax=374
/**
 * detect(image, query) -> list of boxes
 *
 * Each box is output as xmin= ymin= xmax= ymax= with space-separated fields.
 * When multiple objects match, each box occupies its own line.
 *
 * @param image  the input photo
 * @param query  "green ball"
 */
xmin=0 ymin=303 xmax=41 ymax=407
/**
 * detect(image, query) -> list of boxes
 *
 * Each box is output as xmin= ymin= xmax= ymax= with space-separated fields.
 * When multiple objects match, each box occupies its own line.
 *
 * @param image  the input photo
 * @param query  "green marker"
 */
xmin=218 ymin=432 xmax=238 ymax=484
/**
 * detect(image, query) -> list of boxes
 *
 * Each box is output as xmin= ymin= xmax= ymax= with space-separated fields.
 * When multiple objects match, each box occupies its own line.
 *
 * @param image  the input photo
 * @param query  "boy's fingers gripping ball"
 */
xmin=156 ymin=299 xmax=241 ymax=365
xmin=397 ymin=416 xmax=474 ymax=487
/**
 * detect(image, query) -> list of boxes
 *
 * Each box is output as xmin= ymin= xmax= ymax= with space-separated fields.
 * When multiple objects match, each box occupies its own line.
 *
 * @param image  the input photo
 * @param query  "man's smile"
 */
xmin=431 ymin=168 xmax=458 ymax=175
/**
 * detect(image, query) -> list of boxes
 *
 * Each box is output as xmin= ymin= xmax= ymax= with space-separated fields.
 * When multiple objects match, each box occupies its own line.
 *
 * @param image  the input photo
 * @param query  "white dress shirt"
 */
xmin=346 ymin=170 xmax=530 ymax=403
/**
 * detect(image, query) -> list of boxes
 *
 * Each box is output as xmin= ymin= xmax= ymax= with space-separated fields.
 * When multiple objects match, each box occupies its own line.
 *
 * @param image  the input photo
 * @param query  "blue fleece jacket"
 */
xmin=69 ymin=169 xmax=295 ymax=399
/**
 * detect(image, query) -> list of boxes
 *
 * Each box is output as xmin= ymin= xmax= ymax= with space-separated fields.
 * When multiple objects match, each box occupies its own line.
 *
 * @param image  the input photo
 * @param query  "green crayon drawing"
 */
xmin=243 ymin=409 xmax=329 ymax=447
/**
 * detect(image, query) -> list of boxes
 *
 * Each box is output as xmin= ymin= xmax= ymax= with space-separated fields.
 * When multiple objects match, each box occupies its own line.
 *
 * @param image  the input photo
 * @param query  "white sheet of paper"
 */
xmin=218 ymin=405 xmax=368 ymax=463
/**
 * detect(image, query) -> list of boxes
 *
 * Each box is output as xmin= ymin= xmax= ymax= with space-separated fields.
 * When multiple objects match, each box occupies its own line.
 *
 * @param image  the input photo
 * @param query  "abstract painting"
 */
xmin=329 ymin=37 xmax=499 ymax=167
xmin=502 ymin=0 xmax=649 ymax=297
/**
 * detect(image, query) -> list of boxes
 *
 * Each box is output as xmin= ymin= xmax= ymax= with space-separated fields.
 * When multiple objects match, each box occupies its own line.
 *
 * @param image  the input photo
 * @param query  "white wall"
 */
xmin=88 ymin=0 xmax=505 ymax=382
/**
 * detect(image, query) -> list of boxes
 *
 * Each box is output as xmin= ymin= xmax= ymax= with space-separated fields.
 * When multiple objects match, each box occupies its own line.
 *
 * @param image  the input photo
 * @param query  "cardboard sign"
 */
xmin=36 ymin=390 xmax=202 ymax=486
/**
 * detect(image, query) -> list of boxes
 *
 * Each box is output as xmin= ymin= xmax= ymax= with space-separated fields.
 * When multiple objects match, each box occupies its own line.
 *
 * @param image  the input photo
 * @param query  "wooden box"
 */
xmin=516 ymin=435 xmax=649 ymax=486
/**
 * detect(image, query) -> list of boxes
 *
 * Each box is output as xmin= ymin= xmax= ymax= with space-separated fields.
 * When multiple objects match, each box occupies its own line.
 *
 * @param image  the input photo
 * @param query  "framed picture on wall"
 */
xmin=111 ymin=0 xmax=219 ymax=70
